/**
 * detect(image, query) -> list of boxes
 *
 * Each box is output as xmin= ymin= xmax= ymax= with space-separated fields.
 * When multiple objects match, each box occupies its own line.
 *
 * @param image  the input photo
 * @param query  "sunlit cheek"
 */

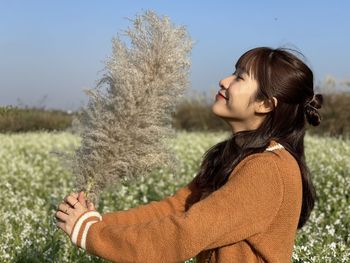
xmin=226 ymin=100 xmax=235 ymax=111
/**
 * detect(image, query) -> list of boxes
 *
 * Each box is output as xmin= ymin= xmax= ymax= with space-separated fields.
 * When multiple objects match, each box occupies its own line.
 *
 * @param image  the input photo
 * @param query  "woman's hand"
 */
xmin=55 ymin=191 xmax=96 ymax=236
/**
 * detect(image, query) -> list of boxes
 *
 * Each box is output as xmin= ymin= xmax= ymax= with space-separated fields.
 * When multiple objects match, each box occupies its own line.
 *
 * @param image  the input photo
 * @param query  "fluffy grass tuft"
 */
xmin=55 ymin=10 xmax=193 ymax=205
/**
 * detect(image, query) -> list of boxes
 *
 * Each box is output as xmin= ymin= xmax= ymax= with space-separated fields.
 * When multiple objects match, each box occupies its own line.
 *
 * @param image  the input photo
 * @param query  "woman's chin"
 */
xmin=212 ymin=110 xmax=225 ymax=120
xmin=211 ymin=105 xmax=218 ymax=116
xmin=211 ymin=107 xmax=232 ymax=121
xmin=211 ymin=104 xmax=225 ymax=117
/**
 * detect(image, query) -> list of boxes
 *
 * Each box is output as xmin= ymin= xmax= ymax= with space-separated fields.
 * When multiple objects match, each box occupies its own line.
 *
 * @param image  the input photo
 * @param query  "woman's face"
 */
xmin=211 ymin=67 xmax=267 ymax=133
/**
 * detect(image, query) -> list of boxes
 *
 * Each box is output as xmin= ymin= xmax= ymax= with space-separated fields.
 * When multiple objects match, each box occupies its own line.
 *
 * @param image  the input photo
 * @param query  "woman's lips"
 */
xmin=216 ymin=92 xmax=228 ymax=100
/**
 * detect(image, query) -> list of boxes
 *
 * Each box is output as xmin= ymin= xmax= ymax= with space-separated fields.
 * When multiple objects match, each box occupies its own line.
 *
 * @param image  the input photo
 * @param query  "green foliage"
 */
xmin=306 ymin=92 xmax=350 ymax=139
xmin=0 ymin=131 xmax=349 ymax=262
xmin=1 ymin=91 xmax=349 ymax=140
xmin=0 ymin=105 xmax=73 ymax=133
xmin=171 ymin=90 xmax=227 ymax=132
xmin=172 ymin=91 xmax=350 ymax=138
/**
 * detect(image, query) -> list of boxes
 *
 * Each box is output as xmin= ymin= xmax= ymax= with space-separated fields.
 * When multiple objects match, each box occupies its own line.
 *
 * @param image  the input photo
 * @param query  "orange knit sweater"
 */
xmin=69 ymin=140 xmax=302 ymax=263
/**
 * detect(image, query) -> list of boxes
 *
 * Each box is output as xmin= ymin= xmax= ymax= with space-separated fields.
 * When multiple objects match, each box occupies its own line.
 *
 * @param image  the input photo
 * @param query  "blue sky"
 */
xmin=1 ymin=0 xmax=349 ymax=110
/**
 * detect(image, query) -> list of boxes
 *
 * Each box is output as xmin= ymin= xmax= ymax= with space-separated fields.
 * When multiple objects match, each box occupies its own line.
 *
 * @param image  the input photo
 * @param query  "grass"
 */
xmin=0 ymin=130 xmax=349 ymax=262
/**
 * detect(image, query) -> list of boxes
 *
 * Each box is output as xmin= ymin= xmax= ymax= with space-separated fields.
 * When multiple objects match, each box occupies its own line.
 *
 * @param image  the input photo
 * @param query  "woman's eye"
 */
xmin=232 ymin=72 xmax=243 ymax=81
xmin=234 ymin=74 xmax=243 ymax=81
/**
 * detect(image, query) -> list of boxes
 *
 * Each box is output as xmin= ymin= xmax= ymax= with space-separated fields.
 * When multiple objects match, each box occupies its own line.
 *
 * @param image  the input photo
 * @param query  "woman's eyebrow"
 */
xmin=235 ymin=68 xmax=249 ymax=76
xmin=234 ymin=67 xmax=243 ymax=73
xmin=235 ymin=68 xmax=248 ymax=76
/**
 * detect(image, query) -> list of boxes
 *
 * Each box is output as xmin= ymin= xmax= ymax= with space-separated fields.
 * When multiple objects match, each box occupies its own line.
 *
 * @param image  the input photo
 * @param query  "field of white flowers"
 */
xmin=0 ymin=131 xmax=349 ymax=262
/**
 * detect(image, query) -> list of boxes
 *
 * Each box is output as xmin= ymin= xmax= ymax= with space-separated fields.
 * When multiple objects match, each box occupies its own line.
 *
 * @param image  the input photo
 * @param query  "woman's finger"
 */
xmin=55 ymin=210 xmax=68 ymax=221
xmin=58 ymin=203 xmax=71 ymax=214
xmin=56 ymin=220 xmax=68 ymax=234
xmin=64 ymin=192 xmax=78 ymax=203
xmin=56 ymin=220 xmax=63 ymax=229
xmin=78 ymin=191 xmax=87 ymax=208
xmin=65 ymin=195 xmax=83 ymax=210
xmin=88 ymin=201 xmax=95 ymax=211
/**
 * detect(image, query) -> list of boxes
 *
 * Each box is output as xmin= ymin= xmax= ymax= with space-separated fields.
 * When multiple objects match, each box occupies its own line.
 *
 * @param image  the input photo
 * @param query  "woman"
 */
xmin=55 ymin=47 xmax=323 ymax=262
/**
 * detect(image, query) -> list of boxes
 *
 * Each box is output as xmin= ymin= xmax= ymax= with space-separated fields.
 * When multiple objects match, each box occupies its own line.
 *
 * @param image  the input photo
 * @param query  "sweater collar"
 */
xmin=265 ymin=140 xmax=284 ymax=151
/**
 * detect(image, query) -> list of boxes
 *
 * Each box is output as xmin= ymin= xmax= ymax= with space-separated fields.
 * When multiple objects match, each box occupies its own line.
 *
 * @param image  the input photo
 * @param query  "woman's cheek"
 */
xmin=226 ymin=100 xmax=235 ymax=111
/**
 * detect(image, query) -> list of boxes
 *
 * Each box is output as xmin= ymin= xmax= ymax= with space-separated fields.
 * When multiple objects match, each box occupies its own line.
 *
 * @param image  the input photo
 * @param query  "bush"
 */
xmin=172 ymin=90 xmax=350 ymax=138
xmin=1 ymin=91 xmax=349 ymax=139
xmin=171 ymin=91 xmax=227 ymax=131
xmin=0 ymin=106 xmax=73 ymax=133
xmin=306 ymin=92 xmax=350 ymax=139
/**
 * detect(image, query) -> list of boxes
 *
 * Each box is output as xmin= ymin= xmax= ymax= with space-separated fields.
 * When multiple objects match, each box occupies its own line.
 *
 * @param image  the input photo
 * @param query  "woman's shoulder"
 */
xmin=232 ymin=152 xmax=278 ymax=177
xmin=235 ymin=141 xmax=291 ymax=173
xmin=238 ymin=142 xmax=301 ymax=183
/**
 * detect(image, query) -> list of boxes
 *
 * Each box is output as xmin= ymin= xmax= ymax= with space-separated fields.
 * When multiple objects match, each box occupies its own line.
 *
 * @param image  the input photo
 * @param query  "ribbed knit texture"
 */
xmin=71 ymin=140 xmax=302 ymax=263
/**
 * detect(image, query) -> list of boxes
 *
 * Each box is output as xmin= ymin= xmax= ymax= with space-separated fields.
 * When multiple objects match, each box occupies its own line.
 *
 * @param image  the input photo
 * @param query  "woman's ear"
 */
xmin=256 ymin=97 xmax=278 ymax=114
xmin=271 ymin=97 xmax=278 ymax=108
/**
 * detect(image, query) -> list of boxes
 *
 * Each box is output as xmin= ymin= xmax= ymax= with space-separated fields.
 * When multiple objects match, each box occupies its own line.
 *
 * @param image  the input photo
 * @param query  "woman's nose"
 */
xmin=219 ymin=77 xmax=229 ymax=89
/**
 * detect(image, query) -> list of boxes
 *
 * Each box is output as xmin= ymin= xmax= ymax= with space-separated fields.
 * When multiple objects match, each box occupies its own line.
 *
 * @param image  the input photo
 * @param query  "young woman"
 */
xmin=55 ymin=47 xmax=323 ymax=263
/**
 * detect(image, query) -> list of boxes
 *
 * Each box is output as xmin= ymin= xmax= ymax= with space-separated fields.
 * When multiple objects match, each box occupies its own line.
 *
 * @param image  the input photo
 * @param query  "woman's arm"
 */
xmin=70 ymin=154 xmax=284 ymax=263
xmin=101 ymin=176 xmax=201 ymax=226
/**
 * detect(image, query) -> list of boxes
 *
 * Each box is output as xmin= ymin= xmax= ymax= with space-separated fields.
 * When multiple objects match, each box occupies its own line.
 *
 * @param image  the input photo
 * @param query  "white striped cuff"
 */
xmin=71 ymin=211 xmax=102 ymax=249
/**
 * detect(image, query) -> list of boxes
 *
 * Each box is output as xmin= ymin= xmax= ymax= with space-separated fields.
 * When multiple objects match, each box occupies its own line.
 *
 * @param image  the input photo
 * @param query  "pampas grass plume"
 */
xmin=56 ymin=10 xmax=193 ymax=207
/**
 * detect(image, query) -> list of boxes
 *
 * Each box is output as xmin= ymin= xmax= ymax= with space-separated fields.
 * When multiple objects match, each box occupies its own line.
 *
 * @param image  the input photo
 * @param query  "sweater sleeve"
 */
xmin=101 ymin=176 xmax=201 ymax=226
xmin=73 ymin=155 xmax=284 ymax=263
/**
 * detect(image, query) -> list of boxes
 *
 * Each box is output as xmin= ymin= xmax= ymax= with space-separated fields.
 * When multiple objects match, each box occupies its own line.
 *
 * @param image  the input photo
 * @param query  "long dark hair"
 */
xmin=193 ymin=47 xmax=323 ymax=229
